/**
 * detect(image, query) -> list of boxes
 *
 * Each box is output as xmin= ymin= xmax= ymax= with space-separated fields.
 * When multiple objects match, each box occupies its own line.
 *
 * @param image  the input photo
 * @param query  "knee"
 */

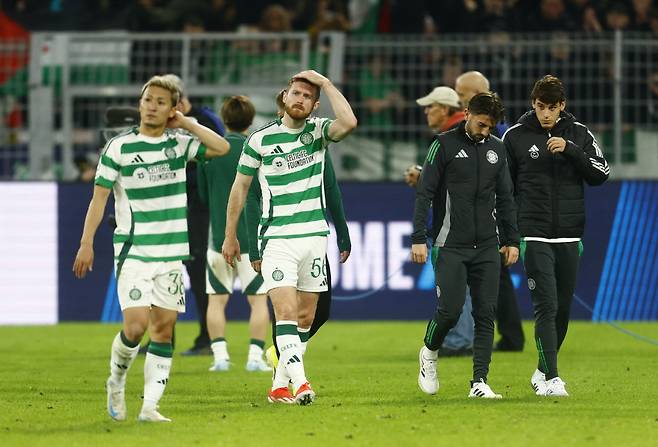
xmin=473 ymin=303 xmax=497 ymax=321
xmin=123 ymin=322 xmax=147 ymax=342
xmin=149 ymin=319 xmax=175 ymax=341
xmin=274 ymin=302 xmax=296 ymax=321
xmin=534 ymin=301 xmax=557 ymax=320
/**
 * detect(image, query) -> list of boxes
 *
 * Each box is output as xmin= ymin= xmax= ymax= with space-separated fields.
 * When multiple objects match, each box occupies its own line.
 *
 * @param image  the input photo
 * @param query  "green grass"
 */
xmin=1 ymin=321 xmax=657 ymax=446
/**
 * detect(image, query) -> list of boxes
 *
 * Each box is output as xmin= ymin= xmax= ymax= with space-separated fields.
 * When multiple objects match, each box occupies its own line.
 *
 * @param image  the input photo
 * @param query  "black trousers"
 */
xmin=185 ymin=204 xmax=210 ymax=349
xmin=523 ymin=241 xmax=580 ymax=379
xmin=424 ymin=245 xmax=500 ymax=382
xmin=496 ymin=262 xmax=525 ymax=350
xmin=272 ymin=257 xmax=332 ymax=355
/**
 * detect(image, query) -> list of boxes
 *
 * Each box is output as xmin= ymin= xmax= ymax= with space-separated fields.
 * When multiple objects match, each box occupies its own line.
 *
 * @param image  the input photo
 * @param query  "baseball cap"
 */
xmin=416 ymin=86 xmax=461 ymax=108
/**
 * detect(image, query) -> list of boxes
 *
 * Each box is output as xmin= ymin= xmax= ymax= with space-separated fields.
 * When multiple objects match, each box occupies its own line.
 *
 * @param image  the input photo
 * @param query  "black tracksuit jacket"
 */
xmin=502 ymin=111 xmax=610 ymax=239
xmin=412 ymin=122 xmax=519 ymax=249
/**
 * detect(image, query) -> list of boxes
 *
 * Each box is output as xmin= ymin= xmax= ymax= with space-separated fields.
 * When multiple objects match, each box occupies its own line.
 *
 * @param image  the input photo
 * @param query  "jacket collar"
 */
xmin=517 ymin=109 xmax=576 ymax=133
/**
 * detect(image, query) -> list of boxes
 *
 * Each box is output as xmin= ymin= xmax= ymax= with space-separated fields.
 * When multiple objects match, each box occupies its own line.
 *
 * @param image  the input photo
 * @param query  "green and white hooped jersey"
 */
xmin=95 ymin=128 xmax=206 ymax=262
xmin=237 ymin=116 xmax=335 ymax=240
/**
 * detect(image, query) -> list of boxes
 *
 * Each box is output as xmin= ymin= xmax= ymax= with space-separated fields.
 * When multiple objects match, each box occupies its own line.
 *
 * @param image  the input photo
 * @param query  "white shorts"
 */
xmin=260 ymin=236 xmax=328 ymax=293
xmin=116 ymin=259 xmax=186 ymax=313
xmin=206 ymin=249 xmax=267 ymax=295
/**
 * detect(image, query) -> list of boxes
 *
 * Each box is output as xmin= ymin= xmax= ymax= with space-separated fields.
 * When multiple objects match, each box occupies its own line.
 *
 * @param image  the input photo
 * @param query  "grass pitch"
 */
xmin=1 ymin=321 xmax=657 ymax=447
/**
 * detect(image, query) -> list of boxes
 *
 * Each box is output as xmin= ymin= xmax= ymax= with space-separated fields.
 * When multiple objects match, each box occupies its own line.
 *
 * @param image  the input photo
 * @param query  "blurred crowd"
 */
xmin=2 ymin=0 xmax=658 ymax=36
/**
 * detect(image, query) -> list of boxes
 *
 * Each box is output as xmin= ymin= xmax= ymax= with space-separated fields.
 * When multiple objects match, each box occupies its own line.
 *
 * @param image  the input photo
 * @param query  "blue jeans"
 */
xmin=442 ymin=291 xmax=474 ymax=350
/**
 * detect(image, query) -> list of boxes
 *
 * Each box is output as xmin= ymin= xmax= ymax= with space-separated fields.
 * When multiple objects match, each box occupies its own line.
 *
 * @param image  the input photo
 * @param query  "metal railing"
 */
xmin=0 ymin=31 xmax=656 ymax=180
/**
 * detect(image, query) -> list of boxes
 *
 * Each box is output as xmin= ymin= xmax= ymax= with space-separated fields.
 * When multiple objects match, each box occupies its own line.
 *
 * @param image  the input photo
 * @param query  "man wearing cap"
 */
xmin=416 ymin=86 xmax=465 ymax=134
xmin=405 ymin=86 xmax=473 ymax=357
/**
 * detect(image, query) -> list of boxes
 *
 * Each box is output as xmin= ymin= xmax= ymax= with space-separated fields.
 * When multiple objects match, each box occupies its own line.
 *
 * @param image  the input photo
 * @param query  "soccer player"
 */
xmin=503 ymin=75 xmax=609 ymax=397
xmin=248 ymin=89 xmax=351 ymax=369
xmin=197 ymin=95 xmax=271 ymax=372
xmin=72 ymin=75 xmax=229 ymax=422
xmin=412 ymin=93 xmax=519 ymax=399
xmin=222 ymin=70 xmax=357 ymax=405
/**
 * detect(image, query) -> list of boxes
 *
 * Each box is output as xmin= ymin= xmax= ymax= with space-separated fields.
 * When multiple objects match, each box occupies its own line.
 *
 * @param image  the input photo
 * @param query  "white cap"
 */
xmin=416 ymin=86 xmax=461 ymax=108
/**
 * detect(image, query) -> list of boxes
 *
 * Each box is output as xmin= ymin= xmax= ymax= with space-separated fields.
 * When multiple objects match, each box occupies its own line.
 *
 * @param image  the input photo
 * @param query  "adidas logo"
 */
xmin=529 ymin=144 xmax=540 ymax=159
xmin=287 ymin=355 xmax=301 ymax=365
xmin=131 ymin=154 xmax=145 ymax=164
xmin=455 ymin=149 xmax=469 ymax=158
xmin=177 ymin=297 xmax=185 ymax=306
xmin=271 ymin=146 xmax=284 ymax=154
xmin=157 ymin=378 xmax=169 ymax=385
xmin=320 ymin=279 xmax=327 ymax=287
xmin=114 ymin=362 xmax=128 ymax=370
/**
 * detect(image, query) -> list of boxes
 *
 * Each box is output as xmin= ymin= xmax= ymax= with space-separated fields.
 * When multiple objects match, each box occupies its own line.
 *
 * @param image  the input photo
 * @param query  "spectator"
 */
xmin=605 ymin=1 xmax=632 ymax=31
xmin=526 ymin=0 xmax=578 ymax=32
xmin=358 ymin=54 xmax=405 ymax=135
xmin=630 ymin=0 xmax=656 ymax=32
xmin=565 ymin=0 xmax=603 ymax=32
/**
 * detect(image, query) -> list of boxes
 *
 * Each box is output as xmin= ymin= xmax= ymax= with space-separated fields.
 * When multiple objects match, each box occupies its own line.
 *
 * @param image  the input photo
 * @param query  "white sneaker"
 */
xmin=105 ymin=378 xmax=126 ymax=421
xmin=418 ymin=346 xmax=439 ymax=395
xmin=137 ymin=408 xmax=172 ymax=422
xmin=543 ymin=377 xmax=569 ymax=397
xmin=468 ymin=379 xmax=502 ymax=399
xmin=208 ymin=359 xmax=230 ymax=371
xmin=531 ymin=369 xmax=547 ymax=395
xmin=246 ymin=358 xmax=272 ymax=372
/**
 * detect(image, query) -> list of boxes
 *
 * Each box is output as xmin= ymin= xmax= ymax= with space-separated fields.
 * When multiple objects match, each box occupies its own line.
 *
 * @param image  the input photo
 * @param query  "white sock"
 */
xmin=109 ymin=331 xmax=139 ymax=387
xmin=248 ymin=343 xmax=264 ymax=362
xmin=298 ymin=327 xmax=311 ymax=357
xmin=211 ymin=339 xmax=229 ymax=364
xmin=274 ymin=321 xmax=307 ymax=391
xmin=142 ymin=344 xmax=173 ymax=412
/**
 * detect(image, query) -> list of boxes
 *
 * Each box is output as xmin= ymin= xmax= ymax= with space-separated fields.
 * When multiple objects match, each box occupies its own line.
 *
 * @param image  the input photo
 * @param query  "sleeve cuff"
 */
xmin=95 ymin=176 xmax=114 ymax=189
xmin=323 ymin=119 xmax=339 ymax=143
xmin=237 ymin=165 xmax=257 ymax=176
xmin=195 ymin=144 xmax=207 ymax=161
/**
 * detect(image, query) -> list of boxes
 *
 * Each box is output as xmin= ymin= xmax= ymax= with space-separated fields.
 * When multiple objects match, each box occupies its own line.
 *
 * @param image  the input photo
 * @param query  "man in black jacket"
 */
xmin=503 ymin=75 xmax=609 ymax=397
xmin=166 ymin=74 xmax=226 ymax=356
xmin=412 ymin=93 xmax=520 ymax=399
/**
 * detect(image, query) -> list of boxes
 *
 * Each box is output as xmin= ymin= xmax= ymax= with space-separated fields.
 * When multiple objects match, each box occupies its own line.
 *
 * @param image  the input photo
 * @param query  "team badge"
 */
xmin=129 ymin=287 xmax=142 ymax=300
xmin=527 ymin=278 xmax=536 ymax=290
xmin=272 ymin=269 xmax=284 ymax=281
xmin=486 ymin=150 xmax=498 ymax=164
xmin=134 ymin=167 xmax=148 ymax=180
xmin=300 ymin=132 xmax=314 ymax=145
xmin=164 ymin=147 xmax=176 ymax=160
xmin=529 ymin=144 xmax=540 ymax=159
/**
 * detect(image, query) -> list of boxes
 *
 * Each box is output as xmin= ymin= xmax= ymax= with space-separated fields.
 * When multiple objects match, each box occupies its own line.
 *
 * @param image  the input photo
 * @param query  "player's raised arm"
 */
xmin=73 ymin=185 xmax=111 ymax=279
xmin=292 ymin=70 xmax=357 ymax=142
xmin=168 ymin=110 xmax=229 ymax=158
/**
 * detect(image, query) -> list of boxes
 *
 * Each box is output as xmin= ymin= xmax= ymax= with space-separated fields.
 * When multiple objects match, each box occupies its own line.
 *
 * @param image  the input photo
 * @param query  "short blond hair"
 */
xmin=140 ymin=75 xmax=180 ymax=106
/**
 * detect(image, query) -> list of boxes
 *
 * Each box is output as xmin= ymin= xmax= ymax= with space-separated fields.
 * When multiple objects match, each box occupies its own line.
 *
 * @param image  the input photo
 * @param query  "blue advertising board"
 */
xmin=57 ymin=181 xmax=657 ymax=322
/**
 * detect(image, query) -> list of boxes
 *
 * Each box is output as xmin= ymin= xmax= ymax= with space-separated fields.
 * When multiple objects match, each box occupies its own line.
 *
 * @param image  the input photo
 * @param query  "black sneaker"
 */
xmin=180 ymin=345 xmax=212 ymax=356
